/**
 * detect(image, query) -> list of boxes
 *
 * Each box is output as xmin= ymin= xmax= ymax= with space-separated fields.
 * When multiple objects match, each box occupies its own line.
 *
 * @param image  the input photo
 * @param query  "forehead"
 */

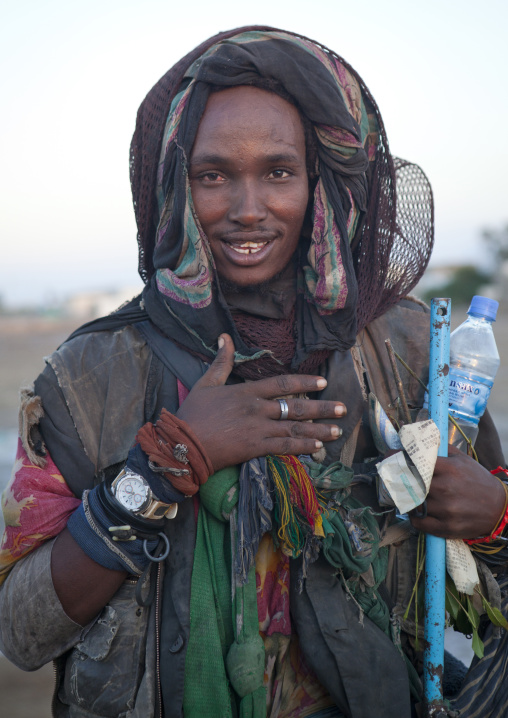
xmin=191 ymin=85 xmax=306 ymax=160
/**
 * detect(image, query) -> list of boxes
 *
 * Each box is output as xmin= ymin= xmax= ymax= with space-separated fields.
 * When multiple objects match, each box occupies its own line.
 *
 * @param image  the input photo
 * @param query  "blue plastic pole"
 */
xmin=424 ymin=298 xmax=451 ymax=714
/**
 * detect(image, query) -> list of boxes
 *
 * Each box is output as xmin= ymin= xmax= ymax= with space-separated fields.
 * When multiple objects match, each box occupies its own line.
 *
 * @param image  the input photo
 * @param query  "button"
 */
xmin=169 ymin=634 xmax=184 ymax=653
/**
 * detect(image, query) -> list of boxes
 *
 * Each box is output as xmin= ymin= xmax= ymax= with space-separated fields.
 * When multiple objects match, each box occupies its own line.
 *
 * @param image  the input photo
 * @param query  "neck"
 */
xmin=220 ymin=261 xmax=297 ymax=320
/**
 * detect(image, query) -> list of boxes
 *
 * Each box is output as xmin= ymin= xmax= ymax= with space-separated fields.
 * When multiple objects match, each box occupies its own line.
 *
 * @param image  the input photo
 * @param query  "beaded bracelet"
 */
xmin=465 ymin=466 xmax=508 ymax=547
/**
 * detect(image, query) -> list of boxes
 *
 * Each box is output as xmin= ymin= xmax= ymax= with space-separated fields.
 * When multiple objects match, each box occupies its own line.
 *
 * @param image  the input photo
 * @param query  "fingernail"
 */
xmin=218 ymin=337 xmax=224 ymax=349
xmin=331 ymin=426 xmax=341 ymax=437
xmin=334 ymin=405 xmax=346 ymax=416
xmin=316 ymin=378 xmax=327 ymax=389
xmin=315 ymin=440 xmax=324 ymax=449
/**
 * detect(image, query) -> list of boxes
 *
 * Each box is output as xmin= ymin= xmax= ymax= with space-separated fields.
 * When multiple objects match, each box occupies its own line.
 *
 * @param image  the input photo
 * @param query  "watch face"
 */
xmin=115 ymin=475 xmax=150 ymax=512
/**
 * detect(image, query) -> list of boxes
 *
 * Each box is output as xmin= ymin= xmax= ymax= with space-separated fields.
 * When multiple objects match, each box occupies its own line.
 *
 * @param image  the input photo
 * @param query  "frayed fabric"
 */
xmin=18 ymin=386 xmax=46 ymax=468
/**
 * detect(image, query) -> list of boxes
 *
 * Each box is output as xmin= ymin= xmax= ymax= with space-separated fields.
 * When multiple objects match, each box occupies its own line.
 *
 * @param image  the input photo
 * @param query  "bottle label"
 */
xmin=448 ymin=368 xmax=493 ymax=419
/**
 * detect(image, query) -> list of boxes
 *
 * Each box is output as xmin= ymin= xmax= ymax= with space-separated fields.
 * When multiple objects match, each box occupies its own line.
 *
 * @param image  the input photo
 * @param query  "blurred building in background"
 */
xmin=65 ymin=286 xmax=143 ymax=320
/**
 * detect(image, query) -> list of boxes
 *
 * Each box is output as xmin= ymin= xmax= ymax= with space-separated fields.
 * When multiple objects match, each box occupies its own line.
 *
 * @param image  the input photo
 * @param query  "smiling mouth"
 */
xmin=225 ymin=240 xmax=270 ymax=255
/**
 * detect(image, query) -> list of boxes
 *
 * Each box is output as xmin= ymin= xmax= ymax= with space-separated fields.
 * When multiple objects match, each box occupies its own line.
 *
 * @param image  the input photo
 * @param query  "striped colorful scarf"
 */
xmin=141 ymin=30 xmax=383 ymax=368
xmin=154 ymin=31 xmax=373 ymax=317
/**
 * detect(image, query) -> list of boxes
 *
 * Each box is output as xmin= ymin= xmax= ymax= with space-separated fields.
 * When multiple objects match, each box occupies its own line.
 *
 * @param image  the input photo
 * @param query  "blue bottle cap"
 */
xmin=468 ymin=295 xmax=499 ymax=321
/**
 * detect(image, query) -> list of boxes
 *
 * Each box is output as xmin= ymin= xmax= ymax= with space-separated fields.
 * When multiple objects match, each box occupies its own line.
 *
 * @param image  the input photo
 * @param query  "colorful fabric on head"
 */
xmin=155 ymin=174 xmax=215 ymax=309
xmin=153 ymin=30 xmax=376 ymax=321
xmin=136 ymin=28 xmax=396 ymax=370
xmin=132 ymin=26 xmax=434 ymax=364
xmin=305 ymin=178 xmax=349 ymax=314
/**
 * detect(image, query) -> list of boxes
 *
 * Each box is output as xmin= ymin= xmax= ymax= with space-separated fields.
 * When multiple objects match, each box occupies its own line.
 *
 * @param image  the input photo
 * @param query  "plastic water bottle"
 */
xmin=448 ymin=296 xmax=500 ymax=451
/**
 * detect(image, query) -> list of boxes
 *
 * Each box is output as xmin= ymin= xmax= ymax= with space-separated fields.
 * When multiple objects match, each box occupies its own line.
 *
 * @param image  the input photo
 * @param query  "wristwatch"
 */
xmin=111 ymin=469 xmax=178 ymax=520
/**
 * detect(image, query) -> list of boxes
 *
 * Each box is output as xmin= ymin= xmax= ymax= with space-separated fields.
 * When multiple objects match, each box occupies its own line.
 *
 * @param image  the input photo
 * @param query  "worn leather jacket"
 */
xmin=0 ymin=298 xmax=504 ymax=718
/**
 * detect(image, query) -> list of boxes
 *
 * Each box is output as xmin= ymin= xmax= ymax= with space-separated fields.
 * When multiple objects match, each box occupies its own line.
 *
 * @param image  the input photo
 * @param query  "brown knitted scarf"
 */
xmin=232 ymin=307 xmax=329 ymax=381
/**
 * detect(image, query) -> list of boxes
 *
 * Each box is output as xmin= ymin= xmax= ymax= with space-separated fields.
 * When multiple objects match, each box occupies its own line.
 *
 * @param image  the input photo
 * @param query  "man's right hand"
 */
xmin=51 ymin=334 xmax=346 ymax=626
xmin=176 ymin=333 xmax=347 ymax=472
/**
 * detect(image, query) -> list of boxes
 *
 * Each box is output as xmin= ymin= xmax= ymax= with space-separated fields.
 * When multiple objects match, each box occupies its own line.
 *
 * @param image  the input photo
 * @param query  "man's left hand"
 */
xmin=409 ymin=445 xmax=506 ymax=539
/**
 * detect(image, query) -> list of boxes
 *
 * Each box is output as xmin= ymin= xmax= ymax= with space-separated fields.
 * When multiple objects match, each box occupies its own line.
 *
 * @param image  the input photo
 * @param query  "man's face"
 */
xmin=189 ymin=86 xmax=309 ymax=288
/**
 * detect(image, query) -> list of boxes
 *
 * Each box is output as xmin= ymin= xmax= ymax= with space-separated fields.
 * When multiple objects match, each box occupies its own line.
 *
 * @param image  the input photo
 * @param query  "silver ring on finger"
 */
xmin=278 ymin=398 xmax=289 ymax=421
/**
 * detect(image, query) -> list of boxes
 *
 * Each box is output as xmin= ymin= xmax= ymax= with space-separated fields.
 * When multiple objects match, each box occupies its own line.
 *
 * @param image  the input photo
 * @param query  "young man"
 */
xmin=1 ymin=27 xmax=506 ymax=718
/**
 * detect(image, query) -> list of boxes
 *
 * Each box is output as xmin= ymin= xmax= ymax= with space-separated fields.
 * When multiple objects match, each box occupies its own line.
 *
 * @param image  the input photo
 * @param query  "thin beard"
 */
xmin=218 ymin=267 xmax=290 ymax=296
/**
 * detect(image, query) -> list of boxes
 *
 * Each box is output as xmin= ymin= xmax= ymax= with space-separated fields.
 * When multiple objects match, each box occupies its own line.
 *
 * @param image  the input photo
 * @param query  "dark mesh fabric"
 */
xmin=354 ymin=157 xmax=434 ymax=331
xmin=130 ymin=27 xmax=260 ymax=283
xmin=232 ymin=307 xmax=330 ymax=381
xmin=130 ymin=26 xmax=434 ymax=335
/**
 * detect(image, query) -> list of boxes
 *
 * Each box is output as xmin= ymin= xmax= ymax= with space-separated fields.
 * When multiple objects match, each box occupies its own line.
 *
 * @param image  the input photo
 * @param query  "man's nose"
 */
xmin=227 ymin=180 xmax=268 ymax=225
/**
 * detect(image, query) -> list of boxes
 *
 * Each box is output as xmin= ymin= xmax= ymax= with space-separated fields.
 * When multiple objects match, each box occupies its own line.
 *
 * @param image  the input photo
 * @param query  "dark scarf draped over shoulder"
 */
xmin=71 ymin=27 xmax=434 ymax=382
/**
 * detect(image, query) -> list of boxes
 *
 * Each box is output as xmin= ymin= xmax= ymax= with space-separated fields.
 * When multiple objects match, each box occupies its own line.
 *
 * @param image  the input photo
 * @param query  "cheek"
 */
xmin=276 ymin=185 xmax=309 ymax=229
xmin=190 ymin=185 xmax=227 ymax=230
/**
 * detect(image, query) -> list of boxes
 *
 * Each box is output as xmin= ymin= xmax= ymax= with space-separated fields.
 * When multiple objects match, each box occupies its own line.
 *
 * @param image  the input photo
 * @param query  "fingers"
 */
xmin=252 ymin=373 xmax=329 ymax=399
xmin=180 ymin=356 xmax=347 ymax=470
xmin=410 ymin=461 xmax=507 ymax=540
xmin=272 ymin=417 xmax=341 ymax=441
xmin=409 ymin=514 xmax=448 ymax=538
xmin=195 ymin=334 xmax=235 ymax=389
xmin=269 ymin=396 xmax=346 ymax=421
xmin=262 ymin=436 xmax=326 ymax=458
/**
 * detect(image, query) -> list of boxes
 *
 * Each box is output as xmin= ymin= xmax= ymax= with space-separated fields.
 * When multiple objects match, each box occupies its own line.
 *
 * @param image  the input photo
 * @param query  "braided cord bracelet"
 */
xmin=465 ymin=467 xmax=508 ymax=552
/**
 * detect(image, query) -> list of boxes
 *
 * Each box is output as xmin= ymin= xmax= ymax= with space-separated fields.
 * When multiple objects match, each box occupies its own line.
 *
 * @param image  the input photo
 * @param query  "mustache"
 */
xmin=219 ymin=228 xmax=277 ymax=242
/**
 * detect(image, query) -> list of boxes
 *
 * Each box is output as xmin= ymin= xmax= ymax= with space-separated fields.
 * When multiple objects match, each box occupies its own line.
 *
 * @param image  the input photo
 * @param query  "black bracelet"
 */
xmin=96 ymin=479 xmax=166 ymax=540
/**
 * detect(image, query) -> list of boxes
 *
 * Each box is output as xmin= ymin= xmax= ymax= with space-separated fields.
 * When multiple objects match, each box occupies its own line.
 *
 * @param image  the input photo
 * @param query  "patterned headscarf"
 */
xmin=133 ymin=28 xmax=433 ymax=370
xmin=153 ymin=31 xmax=376 ymax=317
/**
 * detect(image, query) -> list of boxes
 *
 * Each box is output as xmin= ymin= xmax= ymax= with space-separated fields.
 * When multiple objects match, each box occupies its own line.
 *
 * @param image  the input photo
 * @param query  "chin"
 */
xmin=218 ymin=267 xmax=289 ymax=295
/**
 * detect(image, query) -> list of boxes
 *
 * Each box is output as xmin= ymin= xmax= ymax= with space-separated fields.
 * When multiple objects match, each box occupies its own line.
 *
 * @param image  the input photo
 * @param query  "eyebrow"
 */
xmin=189 ymin=151 xmax=303 ymax=166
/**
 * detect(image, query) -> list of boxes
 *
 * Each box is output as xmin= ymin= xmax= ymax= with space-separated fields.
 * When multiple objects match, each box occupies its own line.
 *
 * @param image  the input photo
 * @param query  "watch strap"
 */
xmin=98 ymin=478 xmax=166 ymax=536
xmin=112 ymin=469 xmax=178 ymax=521
xmin=139 ymin=499 xmax=178 ymax=520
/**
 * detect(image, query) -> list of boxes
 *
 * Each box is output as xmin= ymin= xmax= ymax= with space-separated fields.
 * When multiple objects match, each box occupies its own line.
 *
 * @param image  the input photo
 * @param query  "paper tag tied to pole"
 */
xmin=376 ymin=419 xmax=440 ymax=514
xmin=446 ymin=539 xmax=478 ymax=595
xmin=376 ymin=418 xmax=479 ymax=595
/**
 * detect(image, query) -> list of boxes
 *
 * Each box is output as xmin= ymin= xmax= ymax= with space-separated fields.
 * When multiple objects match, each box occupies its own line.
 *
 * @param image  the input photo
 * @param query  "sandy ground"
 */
xmin=0 ymin=657 xmax=54 ymax=718
xmin=0 ymin=306 xmax=507 ymax=714
xmin=0 ymin=316 xmax=79 ymax=431
xmin=0 ymin=316 xmax=78 ymax=717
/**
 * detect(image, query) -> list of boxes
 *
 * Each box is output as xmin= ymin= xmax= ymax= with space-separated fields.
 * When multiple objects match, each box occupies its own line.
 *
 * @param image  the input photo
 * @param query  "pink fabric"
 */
xmin=256 ymin=534 xmax=291 ymax=637
xmin=0 ymin=439 xmax=80 ymax=584
xmin=177 ymin=379 xmax=190 ymax=405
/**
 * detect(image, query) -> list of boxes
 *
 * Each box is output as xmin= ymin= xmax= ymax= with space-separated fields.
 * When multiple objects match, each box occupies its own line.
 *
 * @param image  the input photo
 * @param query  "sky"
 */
xmin=2 ymin=0 xmax=507 ymax=308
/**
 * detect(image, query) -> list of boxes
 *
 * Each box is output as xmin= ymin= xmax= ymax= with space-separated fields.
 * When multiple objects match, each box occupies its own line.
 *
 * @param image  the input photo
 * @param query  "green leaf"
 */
xmin=446 ymin=574 xmax=459 ymax=596
xmin=471 ymin=629 xmax=484 ymax=659
xmin=466 ymin=596 xmax=480 ymax=631
xmin=482 ymin=600 xmax=508 ymax=631
xmin=454 ymin=608 xmax=472 ymax=636
xmin=445 ymin=586 xmax=461 ymax=621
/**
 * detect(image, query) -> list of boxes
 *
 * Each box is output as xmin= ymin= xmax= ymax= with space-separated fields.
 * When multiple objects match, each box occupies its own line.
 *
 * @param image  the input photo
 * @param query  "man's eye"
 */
xmin=269 ymin=169 xmax=291 ymax=179
xmin=201 ymin=172 xmax=225 ymax=182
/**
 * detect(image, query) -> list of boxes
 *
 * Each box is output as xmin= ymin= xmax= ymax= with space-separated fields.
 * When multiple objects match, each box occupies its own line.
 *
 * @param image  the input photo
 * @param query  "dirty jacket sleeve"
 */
xmin=0 ymin=538 xmax=84 ymax=670
xmin=0 ymin=325 xmax=156 ymax=670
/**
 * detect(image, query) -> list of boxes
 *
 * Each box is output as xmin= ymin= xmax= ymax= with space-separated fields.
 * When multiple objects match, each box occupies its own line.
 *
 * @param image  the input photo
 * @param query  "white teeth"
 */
xmin=229 ymin=241 xmax=268 ymax=255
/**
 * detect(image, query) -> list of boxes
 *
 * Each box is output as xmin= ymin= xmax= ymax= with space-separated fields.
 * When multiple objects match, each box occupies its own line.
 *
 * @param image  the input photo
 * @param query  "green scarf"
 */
xmin=183 ymin=458 xmax=419 ymax=713
xmin=304 ymin=460 xmax=390 ymax=634
xmin=183 ymin=467 xmax=266 ymax=718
